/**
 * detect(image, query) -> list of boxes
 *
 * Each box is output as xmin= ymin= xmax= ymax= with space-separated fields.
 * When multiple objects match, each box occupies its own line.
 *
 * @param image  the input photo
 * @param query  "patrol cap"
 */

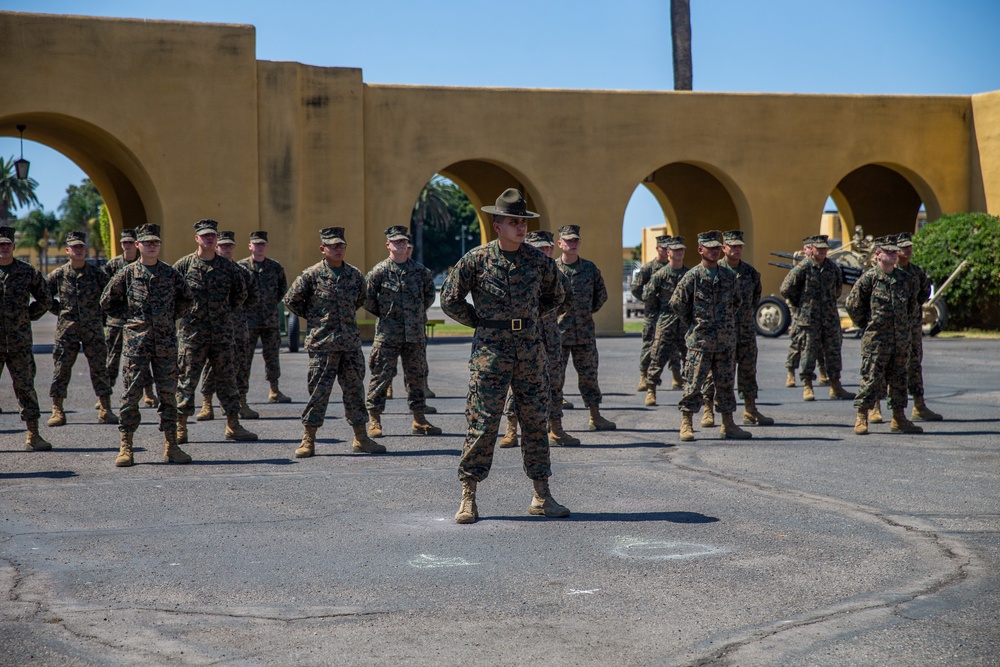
xmin=384 ymin=225 xmax=409 ymax=241
xmin=558 ymin=225 xmax=581 ymax=240
xmin=120 ymin=228 xmax=137 ymax=241
xmin=66 ymin=231 xmax=87 ymax=247
xmin=481 ymin=188 xmax=540 ymax=219
xmin=895 ymin=232 xmax=913 ymax=247
xmin=136 ymin=224 xmax=161 ymax=242
xmin=803 ymin=234 xmax=829 ymax=248
xmin=668 ymin=236 xmax=686 ymax=250
xmin=218 ymin=230 xmax=236 ymax=245
xmin=0 ymin=226 xmax=16 ymax=243
xmin=194 ymin=219 xmax=219 ymax=236
xmin=722 ymin=230 xmax=745 ymax=246
xmin=874 ymin=235 xmax=900 ymax=252
xmin=250 ymin=231 xmax=268 ymax=244
xmin=697 ymin=230 xmax=724 ymax=248
xmin=525 ymin=230 xmax=555 ymax=247
xmin=655 ymin=234 xmax=672 ymax=248
xmin=320 ymin=227 xmax=346 ymax=245
xmin=406 ymin=234 xmax=414 ymax=248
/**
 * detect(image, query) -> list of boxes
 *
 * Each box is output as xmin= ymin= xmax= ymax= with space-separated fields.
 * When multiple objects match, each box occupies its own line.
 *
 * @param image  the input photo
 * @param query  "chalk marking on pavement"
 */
xmin=612 ymin=536 xmax=724 ymax=560
xmin=408 ymin=554 xmax=479 ymax=569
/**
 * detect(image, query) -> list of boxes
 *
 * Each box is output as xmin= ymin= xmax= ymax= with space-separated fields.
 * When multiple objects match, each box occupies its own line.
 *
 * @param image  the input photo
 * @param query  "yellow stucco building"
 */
xmin=2 ymin=11 xmax=998 ymax=334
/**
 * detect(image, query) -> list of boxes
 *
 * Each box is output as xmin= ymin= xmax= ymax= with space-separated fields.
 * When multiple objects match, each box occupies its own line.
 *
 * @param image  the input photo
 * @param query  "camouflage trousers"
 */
xmin=203 ymin=325 xmax=251 ymax=398
xmin=366 ymin=338 xmax=427 ymax=413
xmin=504 ymin=337 xmax=564 ymax=421
xmin=678 ymin=347 xmax=737 ymax=414
xmin=885 ymin=330 xmax=925 ymax=409
xmin=854 ymin=344 xmax=909 ymax=411
xmin=638 ymin=314 xmax=657 ymax=373
xmin=107 ymin=325 xmax=153 ymax=395
xmin=459 ymin=342 xmax=552 ymax=483
xmin=177 ymin=338 xmax=241 ymax=418
xmin=119 ymin=353 xmax=179 ymax=433
xmin=303 ymin=348 xmax=367 ymax=428
xmin=646 ymin=327 xmax=685 ymax=386
xmin=0 ymin=343 xmax=41 ymax=421
xmin=559 ymin=342 xmax=603 ymax=407
xmin=785 ymin=322 xmax=828 ymax=376
xmin=247 ymin=326 xmax=282 ymax=383
xmin=706 ymin=333 xmax=759 ymax=401
xmin=50 ymin=326 xmax=112 ymax=399
xmin=799 ymin=322 xmax=843 ymax=382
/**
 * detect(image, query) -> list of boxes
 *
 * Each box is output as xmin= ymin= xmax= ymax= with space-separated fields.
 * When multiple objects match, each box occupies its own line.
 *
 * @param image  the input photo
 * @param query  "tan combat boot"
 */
xmin=636 ymin=372 xmax=648 ymax=392
xmin=239 ymin=395 xmax=259 ymax=419
xmin=97 ymin=395 xmax=119 ymax=424
xmin=679 ymin=410 xmax=695 ymax=442
xmin=869 ymin=401 xmax=884 ymax=424
xmin=412 ymin=411 xmax=442 ymax=435
xmin=829 ymin=379 xmax=856 ymax=400
xmin=143 ymin=386 xmax=158 ymax=408
xmin=163 ymin=428 xmax=192 ymax=464
xmin=47 ymin=398 xmax=66 ymax=427
xmin=671 ymin=367 xmax=683 ymax=390
xmin=352 ymin=422 xmax=386 ymax=454
xmin=891 ymin=408 xmax=924 ymax=434
xmin=385 ymin=385 xmax=394 ymax=400
xmin=720 ymin=412 xmax=753 ymax=440
xmin=25 ymin=420 xmax=52 ymax=451
xmin=196 ymin=393 xmax=215 ymax=421
xmin=548 ymin=418 xmax=581 ymax=447
xmin=854 ymin=408 xmax=869 ymax=435
xmin=529 ymin=478 xmax=571 ymax=518
xmin=743 ymin=396 xmax=774 ymax=426
xmin=115 ymin=431 xmax=134 ymax=467
xmin=818 ymin=369 xmax=831 ymax=386
xmin=701 ymin=398 xmax=716 ymax=427
xmin=294 ymin=425 xmax=318 ymax=458
xmin=367 ymin=410 xmax=383 ymax=438
xmin=803 ymin=379 xmax=815 ymax=402
xmin=455 ymin=480 xmax=478 ymax=524
xmin=176 ymin=418 xmax=189 ymax=445
xmin=498 ymin=415 xmax=519 ymax=448
xmin=267 ymin=381 xmax=292 ymax=404
xmin=911 ymin=396 xmax=943 ymax=422
xmin=644 ymin=385 xmax=657 ymax=406
xmin=225 ymin=414 xmax=259 ymax=441
xmin=588 ymin=405 xmax=616 ymax=431
xmin=786 ymin=369 xmax=796 ymax=388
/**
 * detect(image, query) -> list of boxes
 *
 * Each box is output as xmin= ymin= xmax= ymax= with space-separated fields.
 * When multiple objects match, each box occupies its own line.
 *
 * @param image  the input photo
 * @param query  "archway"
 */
xmin=826 ymin=163 xmax=940 ymax=242
xmin=0 ymin=113 xmax=160 ymax=258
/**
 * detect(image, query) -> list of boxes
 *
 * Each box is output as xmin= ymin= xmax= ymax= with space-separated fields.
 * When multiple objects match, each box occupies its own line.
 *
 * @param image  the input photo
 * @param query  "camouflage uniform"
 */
xmin=846 ymin=264 xmax=918 ymax=411
xmin=670 ymin=263 xmax=742 ymax=414
xmin=364 ymin=255 xmax=435 ymax=413
xmin=555 ymin=255 xmax=608 ymax=408
xmin=238 ymin=255 xmax=288 ymax=385
xmin=632 ymin=253 xmax=667 ymax=375
xmin=0 ymin=257 xmax=51 ymax=422
xmin=283 ymin=257 xmax=368 ymax=429
xmin=103 ymin=250 xmax=139 ymax=388
xmin=643 ymin=264 xmax=690 ymax=386
xmin=441 ymin=239 xmax=564 ymax=482
xmin=780 ymin=255 xmax=845 ymax=382
xmin=897 ymin=260 xmax=933 ymax=404
xmin=47 ymin=260 xmax=112 ymax=400
xmin=101 ymin=258 xmax=193 ymax=433
xmin=204 ymin=250 xmax=258 ymax=399
xmin=174 ymin=245 xmax=249 ymax=419
xmin=705 ymin=258 xmax=762 ymax=401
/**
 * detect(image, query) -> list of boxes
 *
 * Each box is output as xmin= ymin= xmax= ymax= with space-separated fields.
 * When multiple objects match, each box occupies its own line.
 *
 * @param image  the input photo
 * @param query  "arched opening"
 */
xmin=826 ymin=163 xmax=940 ymax=242
xmin=0 ymin=113 xmax=160 ymax=257
xmin=437 ymin=160 xmax=542 ymax=244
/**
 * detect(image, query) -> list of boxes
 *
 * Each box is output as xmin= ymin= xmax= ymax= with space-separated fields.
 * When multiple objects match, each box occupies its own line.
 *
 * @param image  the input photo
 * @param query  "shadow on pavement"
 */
xmin=0 ymin=470 xmax=78 ymax=480
xmin=488 ymin=510 xmax=720 ymax=523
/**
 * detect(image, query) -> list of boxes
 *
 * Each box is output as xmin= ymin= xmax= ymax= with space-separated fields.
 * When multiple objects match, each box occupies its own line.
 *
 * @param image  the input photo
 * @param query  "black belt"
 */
xmin=478 ymin=318 xmax=534 ymax=331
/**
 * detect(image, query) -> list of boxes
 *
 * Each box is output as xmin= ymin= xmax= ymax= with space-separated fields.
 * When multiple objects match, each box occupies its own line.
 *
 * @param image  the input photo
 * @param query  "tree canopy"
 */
xmin=0 ymin=155 xmax=41 ymax=222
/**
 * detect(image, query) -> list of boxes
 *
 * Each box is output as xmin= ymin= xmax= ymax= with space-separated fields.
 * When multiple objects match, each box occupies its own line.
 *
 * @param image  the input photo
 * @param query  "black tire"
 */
xmin=922 ymin=299 xmax=947 ymax=337
xmin=755 ymin=296 xmax=791 ymax=338
xmin=286 ymin=313 xmax=300 ymax=352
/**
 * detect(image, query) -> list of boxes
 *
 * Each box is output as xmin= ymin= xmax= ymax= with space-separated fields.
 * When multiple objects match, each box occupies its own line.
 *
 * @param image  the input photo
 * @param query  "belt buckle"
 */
xmin=511 ymin=319 xmax=522 ymax=331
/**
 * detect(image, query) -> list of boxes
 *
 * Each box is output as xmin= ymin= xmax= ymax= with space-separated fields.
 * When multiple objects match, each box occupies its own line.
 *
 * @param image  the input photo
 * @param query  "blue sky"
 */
xmin=3 ymin=0 xmax=998 ymax=244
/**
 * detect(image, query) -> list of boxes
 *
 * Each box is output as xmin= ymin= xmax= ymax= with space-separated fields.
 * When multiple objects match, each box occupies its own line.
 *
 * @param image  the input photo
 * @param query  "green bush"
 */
xmin=913 ymin=212 xmax=1000 ymax=330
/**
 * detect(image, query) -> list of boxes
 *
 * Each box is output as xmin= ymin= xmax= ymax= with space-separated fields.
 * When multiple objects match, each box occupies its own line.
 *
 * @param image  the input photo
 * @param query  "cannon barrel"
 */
xmin=768 ymin=261 xmax=796 ymax=270
xmin=770 ymin=251 xmax=800 ymax=261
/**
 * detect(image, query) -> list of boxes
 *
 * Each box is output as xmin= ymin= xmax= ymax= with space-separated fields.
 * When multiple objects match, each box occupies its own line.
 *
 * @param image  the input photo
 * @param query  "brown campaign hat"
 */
xmin=481 ymin=188 xmax=540 ymax=219
xmin=697 ymin=230 xmax=723 ymax=248
xmin=320 ymin=227 xmax=346 ymax=245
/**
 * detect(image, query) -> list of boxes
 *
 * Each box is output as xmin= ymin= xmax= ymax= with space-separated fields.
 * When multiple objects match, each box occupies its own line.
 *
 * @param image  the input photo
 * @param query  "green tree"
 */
xmin=13 ymin=208 xmax=60 ymax=272
xmin=410 ymin=175 xmax=455 ymax=265
xmin=0 ymin=155 xmax=41 ymax=223
xmin=913 ymin=212 xmax=1000 ymax=329
xmin=98 ymin=204 xmax=112 ymax=256
xmin=420 ymin=183 xmax=479 ymax=274
xmin=58 ymin=178 xmax=104 ymax=254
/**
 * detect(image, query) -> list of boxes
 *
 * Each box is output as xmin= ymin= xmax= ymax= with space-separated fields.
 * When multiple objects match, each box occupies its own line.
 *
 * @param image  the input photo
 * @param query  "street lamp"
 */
xmin=14 ymin=125 xmax=30 ymax=179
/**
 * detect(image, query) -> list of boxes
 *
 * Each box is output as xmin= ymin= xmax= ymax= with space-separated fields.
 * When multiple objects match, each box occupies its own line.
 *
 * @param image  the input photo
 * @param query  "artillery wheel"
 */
xmin=287 ymin=313 xmax=300 ymax=352
xmin=755 ymin=296 xmax=791 ymax=338
xmin=922 ymin=300 xmax=947 ymax=337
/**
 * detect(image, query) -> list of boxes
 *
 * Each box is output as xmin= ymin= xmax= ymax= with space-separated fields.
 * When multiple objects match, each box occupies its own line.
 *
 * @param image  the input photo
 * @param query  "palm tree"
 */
xmin=671 ymin=0 xmax=692 ymax=90
xmin=14 ymin=208 xmax=59 ymax=272
xmin=410 ymin=175 xmax=455 ymax=265
xmin=0 ymin=155 xmax=41 ymax=223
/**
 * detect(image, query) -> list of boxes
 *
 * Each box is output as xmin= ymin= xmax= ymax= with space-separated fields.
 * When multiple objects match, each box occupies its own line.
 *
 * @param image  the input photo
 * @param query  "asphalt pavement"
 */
xmin=1 ymin=330 xmax=998 ymax=666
